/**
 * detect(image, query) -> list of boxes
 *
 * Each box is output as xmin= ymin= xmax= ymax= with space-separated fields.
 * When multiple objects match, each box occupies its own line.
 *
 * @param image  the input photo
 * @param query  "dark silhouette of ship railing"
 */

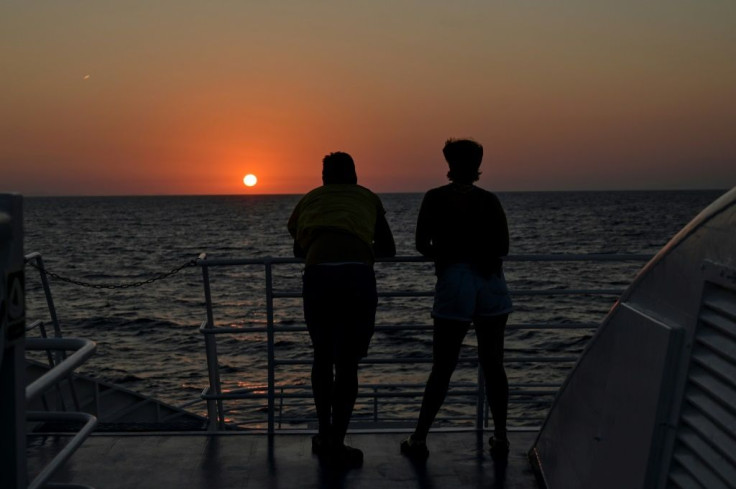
xmin=196 ymin=253 xmax=650 ymax=434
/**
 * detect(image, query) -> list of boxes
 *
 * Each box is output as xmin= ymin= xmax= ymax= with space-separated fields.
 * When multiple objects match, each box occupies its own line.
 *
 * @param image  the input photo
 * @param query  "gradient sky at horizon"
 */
xmin=2 ymin=1 xmax=735 ymax=196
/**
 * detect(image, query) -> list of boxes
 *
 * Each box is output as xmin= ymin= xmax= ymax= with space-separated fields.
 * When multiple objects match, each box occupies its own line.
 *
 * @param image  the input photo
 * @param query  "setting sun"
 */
xmin=243 ymin=174 xmax=258 ymax=187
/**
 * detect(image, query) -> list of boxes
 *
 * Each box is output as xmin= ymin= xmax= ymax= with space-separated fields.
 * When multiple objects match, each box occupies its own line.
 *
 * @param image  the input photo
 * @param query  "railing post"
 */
xmin=476 ymin=364 xmax=485 ymax=432
xmin=265 ymin=260 xmax=275 ymax=435
xmin=1 ymin=194 xmax=27 ymax=489
xmin=34 ymin=254 xmax=63 ymax=340
xmin=201 ymin=258 xmax=224 ymax=430
xmin=27 ymin=254 xmax=82 ymax=412
xmin=373 ymin=386 xmax=378 ymax=422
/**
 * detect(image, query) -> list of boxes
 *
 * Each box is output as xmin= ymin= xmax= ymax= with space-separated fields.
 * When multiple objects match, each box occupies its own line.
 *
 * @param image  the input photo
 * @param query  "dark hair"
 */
xmin=322 ymin=152 xmax=358 ymax=184
xmin=443 ymin=138 xmax=482 ymax=183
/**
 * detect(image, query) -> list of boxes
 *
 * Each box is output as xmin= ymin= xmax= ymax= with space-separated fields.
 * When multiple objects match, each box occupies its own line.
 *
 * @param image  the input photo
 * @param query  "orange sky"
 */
xmin=2 ymin=1 xmax=735 ymax=195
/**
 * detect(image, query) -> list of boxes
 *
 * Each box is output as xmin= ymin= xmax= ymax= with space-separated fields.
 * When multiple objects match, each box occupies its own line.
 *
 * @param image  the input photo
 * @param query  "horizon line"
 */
xmin=11 ymin=187 xmax=730 ymax=199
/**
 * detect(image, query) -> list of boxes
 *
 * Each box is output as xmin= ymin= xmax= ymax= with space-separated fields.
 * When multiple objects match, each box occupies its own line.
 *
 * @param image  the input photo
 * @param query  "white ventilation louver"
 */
xmin=667 ymin=275 xmax=736 ymax=489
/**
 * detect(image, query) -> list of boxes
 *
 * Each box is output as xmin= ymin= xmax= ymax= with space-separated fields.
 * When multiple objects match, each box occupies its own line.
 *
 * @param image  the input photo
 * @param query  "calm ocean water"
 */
xmin=23 ymin=190 xmax=726 ymax=427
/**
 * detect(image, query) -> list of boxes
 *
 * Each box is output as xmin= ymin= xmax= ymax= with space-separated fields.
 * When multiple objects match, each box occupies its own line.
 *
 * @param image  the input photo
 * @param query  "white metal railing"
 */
xmin=25 ymin=337 xmax=98 ymax=489
xmin=25 ymin=252 xmax=211 ymax=431
xmin=25 ymin=338 xmax=96 ymax=403
xmin=196 ymin=253 xmax=651 ymax=434
xmin=3 ymin=196 xmax=97 ymax=489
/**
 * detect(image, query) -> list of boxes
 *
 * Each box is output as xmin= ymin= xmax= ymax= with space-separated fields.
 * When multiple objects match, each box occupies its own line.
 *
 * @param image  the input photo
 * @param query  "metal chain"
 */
xmin=26 ymin=258 xmax=198 ymax=290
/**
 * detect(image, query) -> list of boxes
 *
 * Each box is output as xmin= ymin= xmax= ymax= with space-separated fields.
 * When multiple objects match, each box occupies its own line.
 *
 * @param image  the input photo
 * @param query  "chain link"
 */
xmin=26 ymin=258 xmax=199 ymax=290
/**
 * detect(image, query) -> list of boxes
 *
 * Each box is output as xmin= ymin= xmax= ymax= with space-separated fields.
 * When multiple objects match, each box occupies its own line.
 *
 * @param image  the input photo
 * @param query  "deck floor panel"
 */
xmin=27 ymin=431 xmax=540 ymax=488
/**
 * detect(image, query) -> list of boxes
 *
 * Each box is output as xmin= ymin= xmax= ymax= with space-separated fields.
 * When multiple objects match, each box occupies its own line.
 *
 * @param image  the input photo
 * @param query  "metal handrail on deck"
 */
xmin=25 ymin=337 xmax=98 ymax=489
xmin=25 ymin=338 xmax=96 ymax=403
xmin=196 ymin=253 xmax=650 ymax=433
xmin=26 ymin=412 xmax=97 ymax=489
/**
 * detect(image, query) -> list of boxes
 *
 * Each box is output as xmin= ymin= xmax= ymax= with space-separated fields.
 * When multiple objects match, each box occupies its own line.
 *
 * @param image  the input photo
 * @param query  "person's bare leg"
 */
xmin=331 ymin=359 xmax=359 ymax=444
xmin=412 ymin=318 xmax=470 ymax=441
xmin=311 ymin=348 xmax=334 ymax=439
xmin=475 ymin=314 xmax=509 ymax=440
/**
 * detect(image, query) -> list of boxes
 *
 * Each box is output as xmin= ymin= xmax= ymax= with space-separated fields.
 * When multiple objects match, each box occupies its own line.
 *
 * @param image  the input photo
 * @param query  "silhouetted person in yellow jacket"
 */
xmin=288 ymin=151 xmax=395 ymax=468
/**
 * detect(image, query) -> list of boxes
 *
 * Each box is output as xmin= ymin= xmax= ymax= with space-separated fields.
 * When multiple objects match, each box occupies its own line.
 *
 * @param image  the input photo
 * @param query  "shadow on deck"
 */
xmin=27 ymin=430 xmax=540 ymax=489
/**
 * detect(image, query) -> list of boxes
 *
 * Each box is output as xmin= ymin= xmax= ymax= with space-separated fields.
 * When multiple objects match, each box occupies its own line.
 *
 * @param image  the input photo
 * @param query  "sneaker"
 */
xmin=489 ymin=436 xmax=510 ymax=460
xmin=330 ymin=443 xmax=364 ymax=468
xmin=400 ymin=435 xmax=429 ymax=461
xmin=312 ymin=434 xmax=329 ymax=456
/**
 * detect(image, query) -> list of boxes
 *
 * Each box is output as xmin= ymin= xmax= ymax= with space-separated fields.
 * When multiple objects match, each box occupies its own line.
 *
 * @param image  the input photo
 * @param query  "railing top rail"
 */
xmin=194 ymin=253 xmax=651 ymax=267
xmin=25 ymin=337 xmax=97 ymax=403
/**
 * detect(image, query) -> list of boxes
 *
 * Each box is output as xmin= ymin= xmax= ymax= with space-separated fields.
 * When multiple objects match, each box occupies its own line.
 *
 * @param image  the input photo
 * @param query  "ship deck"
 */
xmin=27 ymin=430 xmax=540 ymax=489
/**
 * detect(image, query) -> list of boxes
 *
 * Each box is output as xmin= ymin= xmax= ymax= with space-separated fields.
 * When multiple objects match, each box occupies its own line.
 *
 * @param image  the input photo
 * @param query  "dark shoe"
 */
xmin=489 ymin=436 xmax=510 ymax=460
xmin=330 ymin=443 xmax=363 ymax=468
xmin=400 ymin=435 xmax=429 ymax=461
xmin=312 ymin=434 xmax=329 ymax=456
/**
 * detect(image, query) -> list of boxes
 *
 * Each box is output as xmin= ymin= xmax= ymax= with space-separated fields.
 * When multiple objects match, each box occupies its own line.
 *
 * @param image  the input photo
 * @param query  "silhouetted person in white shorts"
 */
xmin=401 ymin=138 xmax=512 ymax=462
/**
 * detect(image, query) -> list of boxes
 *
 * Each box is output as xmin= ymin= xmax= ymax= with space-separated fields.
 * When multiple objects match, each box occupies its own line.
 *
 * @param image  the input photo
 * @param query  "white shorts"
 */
xmin=432 ymin=263 xmax=513 ymax=322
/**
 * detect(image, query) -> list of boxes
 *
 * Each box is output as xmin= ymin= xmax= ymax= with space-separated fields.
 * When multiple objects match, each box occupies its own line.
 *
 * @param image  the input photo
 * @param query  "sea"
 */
xmin=22 ymin=189 xmax=727 ymax=428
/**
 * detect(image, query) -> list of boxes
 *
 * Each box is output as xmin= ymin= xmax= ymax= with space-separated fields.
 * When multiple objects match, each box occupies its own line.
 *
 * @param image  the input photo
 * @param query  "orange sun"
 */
xmin=243 ymin=174 xmax=258 ymax=187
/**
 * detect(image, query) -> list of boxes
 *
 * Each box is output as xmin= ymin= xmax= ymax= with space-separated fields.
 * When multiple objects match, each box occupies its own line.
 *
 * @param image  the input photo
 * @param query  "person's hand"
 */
xmin=293 ymin=241 xmax=307 ymax=259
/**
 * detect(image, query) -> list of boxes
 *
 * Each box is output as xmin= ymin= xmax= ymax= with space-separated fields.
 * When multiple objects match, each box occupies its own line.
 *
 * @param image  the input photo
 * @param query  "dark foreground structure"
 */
xmin=28 ymin=431 xmax=538 ymax=489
